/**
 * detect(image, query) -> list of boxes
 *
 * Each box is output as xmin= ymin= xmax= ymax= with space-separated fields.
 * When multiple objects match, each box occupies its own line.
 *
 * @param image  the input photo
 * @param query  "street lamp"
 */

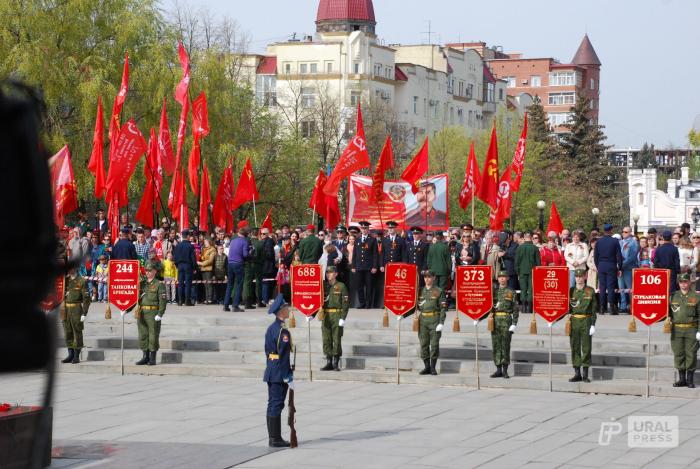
xmin=537 ymin=200 xmax=546 ymax=231
xmin=592 ymin=207 xmax=600 ymax=232
xmin=692 ymin=207 xmax=700 ymax=233
xmin=632 ymin=213 xmax=640 ymax=235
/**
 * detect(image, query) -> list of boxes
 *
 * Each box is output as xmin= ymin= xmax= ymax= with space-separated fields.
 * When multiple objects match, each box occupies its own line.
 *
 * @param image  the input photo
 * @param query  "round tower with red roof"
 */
xmin=316 ymin=0 xmax=376 ymax=35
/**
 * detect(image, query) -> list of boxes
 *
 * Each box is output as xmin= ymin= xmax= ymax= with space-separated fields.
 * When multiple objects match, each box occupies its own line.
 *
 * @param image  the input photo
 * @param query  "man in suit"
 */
xmin=351 ymin=221 xmax=378 ymax=308
xmin=407 ymin=226 xmax=430 ymax=287
xmin=381 ymin=221 xmax=407 ymax=267
xmin=655 ymin=230 xmax=681 ymax=293
xmin=594 ymin=223 xmax=623 ymax=315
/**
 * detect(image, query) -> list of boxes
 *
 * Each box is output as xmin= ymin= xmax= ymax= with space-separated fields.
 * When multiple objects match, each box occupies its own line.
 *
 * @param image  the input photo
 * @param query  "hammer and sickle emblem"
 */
xmin=246 ymin=169 xmax=253 ymax=179
xmin=487 ymin=160 xmax=498 ymax=177
xmin=352 ymin=136 xmax=366 ymax=152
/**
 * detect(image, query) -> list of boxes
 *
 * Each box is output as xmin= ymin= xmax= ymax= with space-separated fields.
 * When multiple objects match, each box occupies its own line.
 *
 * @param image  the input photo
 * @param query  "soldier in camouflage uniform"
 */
xmin=136 ymin=261 xmax=167 ymax=366
xmin=320 ymin=266 xmax=350 ymax=371
xmin=417 ymin=271 xmax=447 ymax=376
xmin=61 ymin=267 xmax=91 ymax=364
xmin=669 ymin=273 xmax=700 ymax=388
xmin=568 ymin=268 xmax=598 ymax=383
xmin=490 ymin=271 xmax=518 ymax=378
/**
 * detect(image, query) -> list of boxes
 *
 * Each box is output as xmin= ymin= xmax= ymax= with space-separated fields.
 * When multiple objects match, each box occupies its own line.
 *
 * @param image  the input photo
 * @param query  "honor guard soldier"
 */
xmin=408 ymin=226 xmax=430 ymax=285
xmin=352 ymin=221 xmax=378 ymax=309
xmin=333 ymin=225 xmax=350 ymax=285
xmin=568 ymin=269 xmax=598 ymax=383
xmin=136 ymin=261 xmax=167 ymax=366
xmin=320 ymin=266 xmax=350 ymax=371
xmin=381 ymin=221 xmax=407 ymax=267
xmin=669 ymin=273 xmax=700 ymax=388
xmin=263 ymin=294 xmax=294 ymax=447
xmin=61 ymin=267 xmax=91 ymax=364
xmin=416 ymin=271 xmax=447 ymax=375
xmin=490 ymin=271 xmax=518 ymax=378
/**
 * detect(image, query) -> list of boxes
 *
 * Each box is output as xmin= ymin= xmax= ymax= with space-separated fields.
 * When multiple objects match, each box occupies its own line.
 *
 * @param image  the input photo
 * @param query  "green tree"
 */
xmin=635 ymin=142 xmax=657 ymax=169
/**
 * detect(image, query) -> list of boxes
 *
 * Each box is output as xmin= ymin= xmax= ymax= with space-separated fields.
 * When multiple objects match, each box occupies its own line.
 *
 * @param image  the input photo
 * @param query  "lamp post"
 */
xmin=537 ymin=200 xmax=546 ymax=231
xmin=592 ymin=207 xmax=600 ymax=232
xmin=632 ymin=213 xmax=640 ymax=236
xmin=693 ymin=207 xmax=700 ymax=233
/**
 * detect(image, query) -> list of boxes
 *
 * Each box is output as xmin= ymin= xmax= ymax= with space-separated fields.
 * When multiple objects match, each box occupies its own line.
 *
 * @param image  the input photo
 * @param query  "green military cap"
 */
xmin=144 ymin=260 xmax=160 ymax=271
xmin=423 ymin=270 xmax=436 ymax=278
xmin=678 ymin=273 xmax=690 ymax=282
xmin=497 ymin=270 xmax=509 ymax=278
xmin=326 ymin=266 xmax=337 ymax=273
xmin=575 ymin=268 xmax=587 ymax=277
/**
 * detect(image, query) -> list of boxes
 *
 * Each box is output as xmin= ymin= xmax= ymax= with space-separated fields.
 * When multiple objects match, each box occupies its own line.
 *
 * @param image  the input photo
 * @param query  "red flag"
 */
xmin=489 ymin=165 xmax=513 ymax=231
xmin=400 ymin=138 xmax=429 ymax=194
xmin=459 ymin=141 xmax=480 ymax=210
xmin=213 ymin=165 xmax=235 ymax=231
xmin=199 ymin=162 xmax=211 ymax=232
xmin=323 ymin=104 xmax=370 ymax=196
xmin=135 ymin=178 xmax=155 ymax=228
xmin=477 ymin=124 xmax=499 ymax=210
xmin=176 ymin=170 xmax=189 ymax=229
xmin=187 ymin=136 xmax=200 ymax=195
xmin=144 ymin=128 xmax=162 ymax=193
xmin=231 ymin=158 xmax=259 ymax=211
xmin=174 ymin=97 xmax=189 ymax=171
xmin=49 ymin=145 xmax=78 ymax=227
xmin=323 ymin=193 xmax=341 ymax=230
xmin=547 ymin=202 xmax=564 ymax=235
xmin=108 ymin=52 xmax=129 ymax=142
xmin=105 ymin=119 xmax=147 ymax=205
xmin=168 ymin=169 xmax=180 ymax=210
xmin=261 ymin=208 xmax=273 ymax=231
xmin=308 ymin=170 xmax=328 ymax=214
xmin=511 ymin=113 xmax=528 ymax=192
xmin=175 ymin=41 xmax=190 ymax=106
xmin=158 ymin=99 xmax=175 ymax=176
xmin=108 ymin=193 xmax=120 ymax=244
xmin=371 ymin=135 xmax=394 ymax=202
xmin=191 ymin=91 xmax=210 ymax=140
xmin=87 ymin=97 xmax=106 ymax=199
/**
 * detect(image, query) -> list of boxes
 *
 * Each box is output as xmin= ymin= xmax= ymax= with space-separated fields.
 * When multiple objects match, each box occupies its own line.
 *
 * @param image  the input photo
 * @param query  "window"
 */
xmin=301 ymin=120 xmax=315 ymax=138
xmin=548 ymin=112 xmax=573 ymax=127
xmin=350 ymin=91 xmax=362 ymax=106
xmin=499 ymin=89 xmax=504 ymax=101
xmin=548 ymin=92 xmax=575 ymax=105
xmin=309 ymin=63 xmax=317 ymax=74
xmin=590 ymin=78 xmax=595 ymax=90
xmin=486 ymin=83 xmax=495 ymax=102
xmin=299 ymin=63 xmax=308 ymax=74
xmin=458 ymin=81 xmax=464 ymax=97
xmin=353 ymin=62 xmax=361 ymax=74
xmin=412 ymin=96 xmax=418 ymax=114
xmin=448 ymin=77 xmax=454 ymax=94
xmin=458 ymin=108 xmax=464 ymax=124
xmin=531 ymin=75 xmax=541 ymax=87
xmin=506 ymin=76 xmax=516 ymax=88
xmin=385 ymin=67 xmax=392 ymax=79
xmin=468 ymin=110 xmax=474 ymax=127
xmin=284 ymin=63 xmax=291 ymax=74
xmin=449 ymin=107 xmax=454 ymax=125
xmin=255 ymin=75 xmax=277 ymax=107
xmin=301 ymin=87 xmax=315 ymax=108
xmin=326 ymin=62 xmax=333 ymax=73
xmin=466 ymin=83 xmax=474 ymax=98
xmin=638 ymin=193 xmax=644 ymax=205
xmin=549 ymin=71 xmax=576 ymax=86
xmin=374 ymin=63 xmax=382 ymax=76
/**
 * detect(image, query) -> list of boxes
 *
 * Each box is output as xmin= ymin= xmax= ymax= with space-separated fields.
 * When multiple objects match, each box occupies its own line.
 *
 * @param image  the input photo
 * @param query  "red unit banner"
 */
xmin=291 ymin=264 xmax=323 ymax=316
xmin=533 ymin=266 xmax=569 ymax=323
xmin=384 ymin=263 xmax=418 ymax=316
xmin=455 ymin=265 xmax=493 ymax=321
xmin=108 ymin=260 xmax=140 ymax=312
xmin=40 ymin=275 xmax=65 ymax=312
xmin=631 ymin=268 xmax=669 ymax=326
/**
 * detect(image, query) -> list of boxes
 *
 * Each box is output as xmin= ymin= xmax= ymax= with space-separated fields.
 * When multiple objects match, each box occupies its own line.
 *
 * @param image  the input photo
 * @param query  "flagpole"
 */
xmin=253 ymin=199 xmax=258 ymax=227
xmin=143 ymin=150 xmax=170 ymax=222
xmin=312 ymin=203 xmax=316 ymax=227
xmin=471 ymin=199 xmax=475 ymax=227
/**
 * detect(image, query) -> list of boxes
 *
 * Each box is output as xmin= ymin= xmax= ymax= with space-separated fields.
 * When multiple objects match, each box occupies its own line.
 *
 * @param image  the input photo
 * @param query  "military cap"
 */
xmin=144 ymin=260 xmax=160 ymax=271
xmin=372 ymin=229 xmax=384 ymax=236
xmin=359 ymin=221 xmax=371 ymax=227
xmin=662 ymin=230 xmax=672 ymax=241
xmin=411 ymin=226 xmax=424 ymax=233
xmin=348 ymin=225 xmax=360 ymax=234
xmin=335 ymin=225 xmax=347 ymax=233
xmin=678 ymin=273 xmax=690 ymax=282
xmin=326 ymin=266 xmax=337 ymax=273
xmin=306 ymin=223 xmax=315 ymax=231
xmin=433 ymin=231 xmax=444 ymax=238
xmin=575 ymin=268 xmax=587 ymax=277
xmin=386 ymin=221 xmax=398 ymax=228
xmin=120 ymin=227 xmax=130 ymax=234
xmin=238 ymin=220 xmax=249 ymax=230
xmin=423 ymin=270 xmax=436 ymax=277
xmin=497 ymin=270 xmax=509 ymax=278
xmin=603 ymin=223 xmax=613 ymax=232
xmin=268 ymin=293 xmax=289 ymax=315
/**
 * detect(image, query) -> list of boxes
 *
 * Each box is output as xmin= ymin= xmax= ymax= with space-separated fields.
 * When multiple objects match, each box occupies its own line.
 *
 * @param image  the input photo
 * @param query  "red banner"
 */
xmin=455 ymin=266 xmax=493 ymax=320
xmin=384 ymin=263 xmax=417 ymax=316
xmin=108 ymin=260 xmax=140 ymax=312
xmin=533 ymin=266 xmax=569 ymax=323
xmin=40 ymin=275 xmax=65 ymax=312
xmin=631 ymin=268 xmax=669 ymax=326
xmin=291 ymin=264 xmax=323 ymax=316
xmin=347 ymin=174 xmax=449 ymax=230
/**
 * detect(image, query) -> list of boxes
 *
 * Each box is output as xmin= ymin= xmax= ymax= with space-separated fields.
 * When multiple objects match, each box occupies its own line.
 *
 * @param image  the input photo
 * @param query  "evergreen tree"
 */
xmin=635 ymin=142 xmax=657 ymax=169
xmin=527 ymin=96 xmax=562 ymax=161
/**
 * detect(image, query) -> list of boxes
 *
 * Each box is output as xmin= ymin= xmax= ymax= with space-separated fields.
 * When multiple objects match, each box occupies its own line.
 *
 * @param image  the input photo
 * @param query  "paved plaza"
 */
xmin=3 ymin=371 xmax=700 ymax=468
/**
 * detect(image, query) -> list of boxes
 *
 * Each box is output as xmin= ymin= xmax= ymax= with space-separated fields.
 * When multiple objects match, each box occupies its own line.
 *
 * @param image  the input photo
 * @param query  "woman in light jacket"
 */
xmin=586 ymin=237 xmax=598 ymax=289
xmin=565 ymin=231 xmax=589 ymax=287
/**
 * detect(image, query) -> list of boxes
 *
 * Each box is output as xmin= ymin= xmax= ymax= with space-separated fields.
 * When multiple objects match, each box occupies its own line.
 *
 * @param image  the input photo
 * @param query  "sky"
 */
xmin=174 ymin=0 xmax=700 ymax=149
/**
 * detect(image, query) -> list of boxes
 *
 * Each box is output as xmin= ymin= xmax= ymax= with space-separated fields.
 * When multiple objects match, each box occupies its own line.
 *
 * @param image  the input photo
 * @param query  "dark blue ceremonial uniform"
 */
xmin=352 ymin=235 xmax=378 ymax=308
xmin=263 ymin=318 xmax=293 ymax=417
xmin=111 ymin=238 xmax=137 ymax=260
xmin=381 ymin=235 xmax=407 ymax=265
xmin=173 ymin=239 xmax=196 ymax=304
xmin=654 ymin=243 xmax=681 ymax=293
xmin=594 ymin=234 xmax=623 ymax=312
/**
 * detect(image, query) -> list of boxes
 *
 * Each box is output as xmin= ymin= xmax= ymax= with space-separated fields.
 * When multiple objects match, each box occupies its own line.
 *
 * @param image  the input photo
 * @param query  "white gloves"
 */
xmin=305 ymin=315 xmax=313 ymax=323
xmin=508 ymin=325 xmax=516 ymax=332
xmin=80 ymin=315 xmax=86 ymax=322
xmin=696 ymin=332 xmax=700 ymax=341
xmin=338 ymin=319 xmax=345 ymax=327
xmin=589 ymin=325 xmax=595 ymax=336
xmin=473 ymin=320 xmax=479 ymax=326
xmin=547 ymin=322 xmax=553 ymax=328
xmin=397 ymin=315 xmax=404 ymax=321
xmin=287 ymin=380 xmax=296 ymax=390
xmin=155 ymin=315 xmax=162 ymax=322
xmin=436 ymin=324 xmax=443 ymax=332
xmin=120 ymin=310 xmax=126 ymax=317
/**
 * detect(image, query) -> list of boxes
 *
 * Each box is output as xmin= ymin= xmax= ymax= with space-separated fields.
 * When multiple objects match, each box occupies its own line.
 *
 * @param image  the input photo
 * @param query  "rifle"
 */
xmin=288 ymin=344 xmax=298 ymax=448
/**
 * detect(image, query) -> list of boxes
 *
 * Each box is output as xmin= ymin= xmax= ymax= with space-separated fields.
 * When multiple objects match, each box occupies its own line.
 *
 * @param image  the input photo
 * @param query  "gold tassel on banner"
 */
xmin=487 ymin=313 xmax=495 ymax=332
xmin=565 ymin=317 xmax=571 ymax=336
xmin=452 ymin=315 xmax=461 ymax=332
xmin=105 ymin=303 xmax=112 ymax=320
xmin=382 ymin=310 xmax=389 ymax=328
xmin=530 ymin=316 xmax=538 ymax=335
xmin=628 ymin=317 xmax=637 ymax=333
xmin=133 ymin=305 xmax=141 ymax=319
xmin=289 ymin=311 xmax=296 ymax=329
xmin=663 ymin=317 xmax=672 ymax=334
xmin=316 ymin=308 xmax=325 ymax=322
xmin=412 ymin=314 xmax=419 ymax=332
xmin=59 ymin=303 xmax=66 ymax=321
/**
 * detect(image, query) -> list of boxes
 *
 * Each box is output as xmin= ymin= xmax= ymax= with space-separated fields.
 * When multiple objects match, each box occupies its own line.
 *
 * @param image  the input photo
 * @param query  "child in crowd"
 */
xmin=94 ymin=255 xmax=109 ymax=302
xmin=163 ymin=252 xmax=178 ymax=303
xmin=213 ymin=244 xmax=228 ymax=304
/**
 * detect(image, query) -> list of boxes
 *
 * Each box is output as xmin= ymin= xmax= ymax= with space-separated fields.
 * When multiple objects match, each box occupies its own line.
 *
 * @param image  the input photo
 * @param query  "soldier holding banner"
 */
xmin=135 ymin=261 xmax=167 ymax=366
xmin=567 ymin=269 xmax=598 ymax=383
xmin=490 ymin=271 xmax=518 ymax=379
xmin=416 ymin=271 xmax=447 ymax=376
xmin=669 ymin=273 xmax=699 ymax=388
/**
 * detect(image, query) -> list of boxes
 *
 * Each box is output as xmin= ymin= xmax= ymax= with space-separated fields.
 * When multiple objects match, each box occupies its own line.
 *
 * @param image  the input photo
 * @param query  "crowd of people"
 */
xmin=61 ymin=207 xmax=696 ymax=315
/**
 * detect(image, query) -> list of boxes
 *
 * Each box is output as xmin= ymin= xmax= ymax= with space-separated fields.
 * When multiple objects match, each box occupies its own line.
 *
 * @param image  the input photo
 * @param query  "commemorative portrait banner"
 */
xmin=631 ymin=268 xmax=669 ymax=326
xmin=347 ymin=174 xmax=449 ymax=230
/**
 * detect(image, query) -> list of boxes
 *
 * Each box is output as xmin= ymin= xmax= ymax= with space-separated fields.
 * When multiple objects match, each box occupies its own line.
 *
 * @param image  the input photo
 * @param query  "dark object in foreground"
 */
xmin=288 ymin=389 xmax=297 ymax=448
xmin=0 ymin=407 xmax=52 ymax=469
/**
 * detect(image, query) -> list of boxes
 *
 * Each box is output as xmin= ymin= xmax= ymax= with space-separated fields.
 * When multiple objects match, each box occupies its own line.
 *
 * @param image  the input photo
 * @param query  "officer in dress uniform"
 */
xmin=333 ymin=225 xmax=349 ymax=285
xmin=593 ymin=223 xmax=623 ymax=314
xmin=669 ymin=273 xmax=700 ymax=388
xmin=352 ymin=221 xmax=378 ymax=309
xmin=568 ymin=268 xmax=598 ymax=383
xmin=415 ymin=271 xmax=447 ymax=375
xmin=320 ymin=266 xmax=350 ymax=371
xmin=135 ymin=261 xmax=167 ymax=366
xmin=381 ymin=221 xmax=407 ymax=266
xmin=263 ymin=294 xmax=294 ymax=447
xmin=490 ymin=271 xmax=518 ymax=378
xmin=407 ymin=226 xmax=430 ymax=286
xmin=61 ymin=267 xmax=91 ymax=364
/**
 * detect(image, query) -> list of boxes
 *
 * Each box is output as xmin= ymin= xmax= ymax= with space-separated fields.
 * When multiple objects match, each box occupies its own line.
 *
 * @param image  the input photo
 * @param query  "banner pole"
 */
xmin=121 ymin=311 xmax=125 ymax=376
xmin=312 ymin=203 xmax=316 ymax=227
xmin=471 ymin=199 xmax=475 ymax=227
xmin=253 ymin=199 xmax=258 ymax=227
xmin=646 ymin=326 xmax=651 ymax=398
xmin=308 ymin=317 xmax=313 ymax=382
xmin=475 ymin=320 xmax=480 ymax=390
xmin=548 ymin=323 xmax=553 ymax=392
xmin=396 ymin=317 xmax=401 ymax=385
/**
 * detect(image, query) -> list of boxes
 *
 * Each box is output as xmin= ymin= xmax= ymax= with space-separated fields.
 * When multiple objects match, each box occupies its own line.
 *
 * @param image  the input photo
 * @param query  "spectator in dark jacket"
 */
xmin=654 ymin=230 xmax=681 ymax=293
xmin=260 ymin=228 xmax=277 ymax=305
xmin=173 ymin=229 xmax=197 ymax=306
xmin=111 ymin=228 xmax=138 ymax=260
xmin=502 ymin=231 xmax=520 ymax=291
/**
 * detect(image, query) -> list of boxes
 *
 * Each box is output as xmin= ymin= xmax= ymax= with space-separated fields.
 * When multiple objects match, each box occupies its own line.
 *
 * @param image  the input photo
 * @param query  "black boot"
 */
xmin=430 ymin=358 xmax=438 ymax=375
xmin=419 ymin=359 xmax=431 ymax=375
xmin=268 ymin=416 xmax=290 ymax=447
xmin=148 ymin=351 xmax=157 ymax=366
xmin=673 ymin=369 xmax=687 ymax=387
xmin=71 ymin=348 xmax=80 ymax=364
xmin=502 ymin=365 xmax=509 ymax=379
xmin=135 ymin=350 xmax=149 ymax=365
xmin=569 ymin=367 xmax=582 ymax=382
xmin=490 ymin=365 xmax=503 ymax=378
xmin=61 ymin=348 xmax=74 ymax=364
xmin=333 ymin=356 xmax=341 ymax=371
xmin=611 ymin=303 xmax=619 ymax=316
xmin=582 ymin=367 xmax=590 ymax=383
xmin=320 ymin=356 xmax=333 ymax=371
xmin=687 ymin=370 xmax=695 ymax=389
